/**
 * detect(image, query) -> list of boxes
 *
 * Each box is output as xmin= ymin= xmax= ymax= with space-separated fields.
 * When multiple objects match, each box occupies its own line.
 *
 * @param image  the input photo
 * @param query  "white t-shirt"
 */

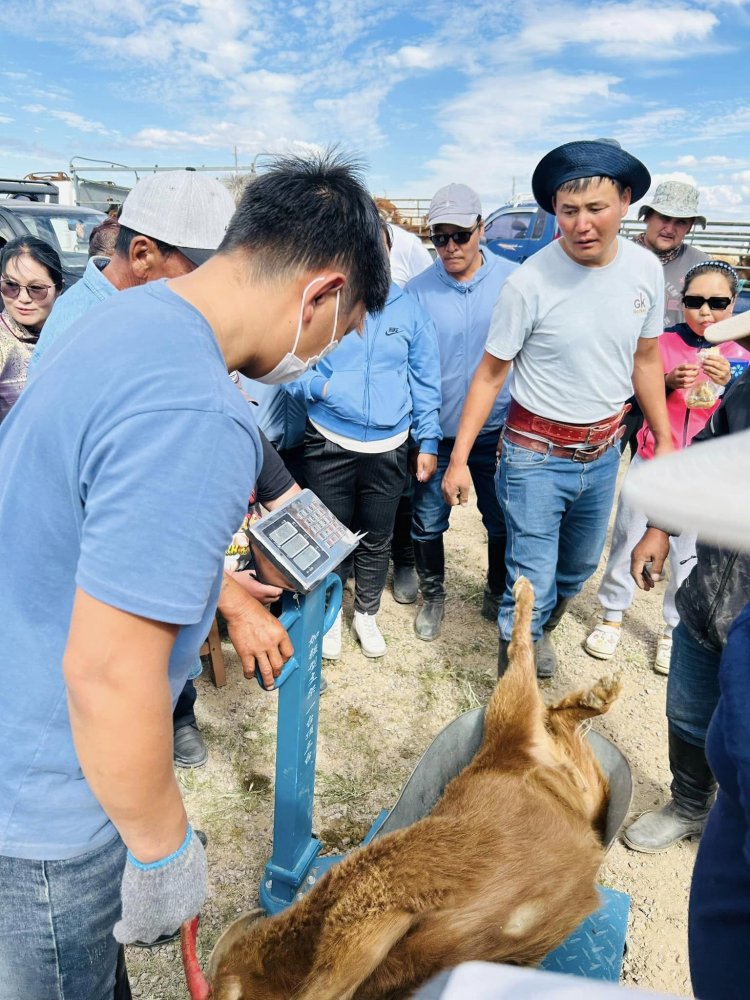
xmin=390 ymin=225 xmax=433 ymax=287
xmin=485 ymin=237 xmax=664 ymax=423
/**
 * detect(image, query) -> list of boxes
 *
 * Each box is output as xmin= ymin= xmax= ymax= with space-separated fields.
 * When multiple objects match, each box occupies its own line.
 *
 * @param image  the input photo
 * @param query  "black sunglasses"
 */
xmin=1 ymin=277 xmax=54 ymax=302
xmin=682 ymin=295 xmax=733 ymax=311
xmin=430 ymin=222 xmax=480 ymax=248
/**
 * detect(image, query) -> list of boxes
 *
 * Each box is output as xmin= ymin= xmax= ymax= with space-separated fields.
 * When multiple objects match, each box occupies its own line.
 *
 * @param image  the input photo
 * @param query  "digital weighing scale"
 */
xmin=249 ymin=488 xmax=362 ymax=595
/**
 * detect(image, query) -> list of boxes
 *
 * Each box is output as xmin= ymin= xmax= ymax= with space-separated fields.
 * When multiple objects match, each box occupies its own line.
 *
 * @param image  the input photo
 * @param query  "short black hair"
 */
xmin=555 ymin=176 xmax=626 ymax=199
xmin=0 ymin=235 xmax=63 ymax=291
xmin=219 ymin=150 xmax=390 ymax=314
xmin=114 ymin=225 xmax=179 ymax=260
xmin=683 ymin=260 xmax=739 ymax=297
xmin=89 ymin=218 xmax=120 ymax=258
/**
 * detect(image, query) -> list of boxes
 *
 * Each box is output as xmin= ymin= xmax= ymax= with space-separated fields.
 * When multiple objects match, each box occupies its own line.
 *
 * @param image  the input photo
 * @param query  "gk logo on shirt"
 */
xmin=633 ymin=293 xmax=647 ymax=314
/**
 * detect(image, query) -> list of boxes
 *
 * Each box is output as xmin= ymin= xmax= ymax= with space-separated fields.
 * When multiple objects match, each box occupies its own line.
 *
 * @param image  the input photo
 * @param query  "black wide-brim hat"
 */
xmin=532 ymin=139 xmax=651 ymax=215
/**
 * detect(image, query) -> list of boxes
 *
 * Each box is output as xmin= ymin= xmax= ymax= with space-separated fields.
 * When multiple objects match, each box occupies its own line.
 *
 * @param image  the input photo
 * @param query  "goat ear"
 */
xmin=296 ymin=910 xmax=416 ymax=1000
xmin=207 ymin=908 xmax=266 ymax=982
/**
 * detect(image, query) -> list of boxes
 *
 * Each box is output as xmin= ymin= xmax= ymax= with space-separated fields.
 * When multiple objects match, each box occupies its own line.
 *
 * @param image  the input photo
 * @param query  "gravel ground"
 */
xmin=127 ymin=453 xmax=694 ymax=998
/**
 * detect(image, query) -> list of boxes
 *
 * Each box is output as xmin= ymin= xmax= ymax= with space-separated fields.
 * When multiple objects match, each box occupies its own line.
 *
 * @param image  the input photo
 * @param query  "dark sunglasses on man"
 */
xmin=430 ymin=221 xmax=481 ymax=249
xmin=1 ymin=277 xmax=54 ymax=302
xmin=682 ymin=295 xmax=733 ymax=312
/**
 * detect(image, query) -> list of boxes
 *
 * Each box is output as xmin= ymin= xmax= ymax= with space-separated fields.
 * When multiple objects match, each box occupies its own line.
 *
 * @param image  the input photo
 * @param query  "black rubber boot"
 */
xmin=414 ymin=537 xmax=445 ymax=641
xmin=544 ymin=596 xmax=572 ymax=632
xmin=392 ymin=564 xmax=419 ymax=604
xmin=481 ymin=539 xmax=507 ymax=623
xmin=623 ymin=728 xmax=717 ymax=853
xmin=391 ymin=493 xmax=417 ymax=603
xmin=534 ymin=633 xmax=557 ymax=678
xmin=499 ymin=637 xmax=552 ymax=679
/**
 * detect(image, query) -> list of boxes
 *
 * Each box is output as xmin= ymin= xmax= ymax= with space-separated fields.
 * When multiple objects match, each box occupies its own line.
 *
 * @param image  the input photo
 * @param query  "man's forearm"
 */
xmin=64 ymin=589 xmax=186 ymax=863
xmin=450 ymin=354 xmax=512 ymax=464
xmin=633 ymin=351 xmax=672 ymax=448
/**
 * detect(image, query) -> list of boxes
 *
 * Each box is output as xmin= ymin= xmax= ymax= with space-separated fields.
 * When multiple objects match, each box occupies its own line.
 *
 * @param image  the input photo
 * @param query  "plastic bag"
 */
xmin=684 ymin=349 xmax=723 ymax=409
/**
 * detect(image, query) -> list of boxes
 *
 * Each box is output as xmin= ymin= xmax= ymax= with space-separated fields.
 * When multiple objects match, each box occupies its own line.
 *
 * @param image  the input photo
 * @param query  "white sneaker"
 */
xmin=654 ymin=636 xmax=673 ymax=676
xmin=322 ymin=610 xmax=342 ymax=660
xmin=352 ymin=611 xmax=386 ymax=658
xmin=584 ymin=622 xmax=621 ymax=660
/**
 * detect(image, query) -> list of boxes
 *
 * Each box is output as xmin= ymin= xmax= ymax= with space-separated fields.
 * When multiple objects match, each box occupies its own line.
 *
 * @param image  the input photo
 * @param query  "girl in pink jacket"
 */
xmin=586 ymin=261 xmax=750 ymax=672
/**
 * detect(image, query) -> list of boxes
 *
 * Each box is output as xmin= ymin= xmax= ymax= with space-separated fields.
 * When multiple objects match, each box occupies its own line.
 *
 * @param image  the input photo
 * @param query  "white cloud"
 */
xmin=697 ymin=183 xmax=750 ymax=218
xmin=408 ymin=69 xmax=621 ymax=205
xmin=517 ymin=3 xmax=719 ymax=59
xmin=50 ymin=110 xmax=111 ymax=135
xmin=613 ymin=107 xmax=688 ymax=146
xmin=0 ymin=115 xmax=14 ymax=125
xmin=385 ymin=44 xmax=450 ymax=70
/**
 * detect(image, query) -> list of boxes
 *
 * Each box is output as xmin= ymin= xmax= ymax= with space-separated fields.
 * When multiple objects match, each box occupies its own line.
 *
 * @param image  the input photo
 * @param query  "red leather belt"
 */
xmin=501 ymin=426 xmax=622 ymax=464
xmin=506 ymin=399 xmax=629 ymax=447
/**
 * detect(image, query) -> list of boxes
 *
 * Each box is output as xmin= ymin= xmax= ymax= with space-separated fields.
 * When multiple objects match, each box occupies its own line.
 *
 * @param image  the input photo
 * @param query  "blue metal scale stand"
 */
xmin=257 ymin=574 xmax=346 ymax=913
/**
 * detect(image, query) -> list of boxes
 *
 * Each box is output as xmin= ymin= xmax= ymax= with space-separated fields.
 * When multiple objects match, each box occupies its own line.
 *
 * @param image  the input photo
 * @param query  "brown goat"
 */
xmin=183 ymin=576 xmax=621 ymax=1000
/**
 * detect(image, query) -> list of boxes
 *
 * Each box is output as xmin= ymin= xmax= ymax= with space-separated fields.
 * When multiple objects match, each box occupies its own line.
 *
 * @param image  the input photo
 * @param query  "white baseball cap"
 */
xmin=118 ymin=169 xmax=236 ymax=265
xmin=428 ymin=183 xmax=482 ymax=228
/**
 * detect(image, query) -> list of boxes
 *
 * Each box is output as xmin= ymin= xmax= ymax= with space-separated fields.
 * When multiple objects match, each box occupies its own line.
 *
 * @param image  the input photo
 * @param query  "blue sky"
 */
xmin=2 ymin=0 xmax=750 ymax=218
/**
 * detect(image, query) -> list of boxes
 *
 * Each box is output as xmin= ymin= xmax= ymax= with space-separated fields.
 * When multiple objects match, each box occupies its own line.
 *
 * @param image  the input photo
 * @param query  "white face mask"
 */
xmin=255 ymin=276 xmax=342 ymax=385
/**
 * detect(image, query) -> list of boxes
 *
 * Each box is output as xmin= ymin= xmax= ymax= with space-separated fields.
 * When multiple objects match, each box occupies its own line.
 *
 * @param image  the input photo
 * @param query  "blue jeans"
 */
xmin=495 ymin=439 xmax=620 ymax=640
xmin=412 ymin=429 xmax=506 ymax=545
xmin=667 ymin=623 xmax=722 ymax=747
xmin=0 ymin=834 xmax=126 ymax=1000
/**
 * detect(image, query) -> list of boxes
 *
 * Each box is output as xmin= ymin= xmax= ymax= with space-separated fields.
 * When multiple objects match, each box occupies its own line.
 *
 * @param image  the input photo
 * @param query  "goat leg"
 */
xmin=474 ymin=577 xmax=550 ymax=769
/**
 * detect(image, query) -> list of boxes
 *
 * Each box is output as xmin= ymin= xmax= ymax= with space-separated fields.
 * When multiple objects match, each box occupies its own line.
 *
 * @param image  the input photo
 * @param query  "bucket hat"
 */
xmin=532 ymin=139 xmax=650 ymax=215
xmin=118 ymin=169 xmax=236 ymax=266
xmin=637 ymin=181 xmax=706 ymax=229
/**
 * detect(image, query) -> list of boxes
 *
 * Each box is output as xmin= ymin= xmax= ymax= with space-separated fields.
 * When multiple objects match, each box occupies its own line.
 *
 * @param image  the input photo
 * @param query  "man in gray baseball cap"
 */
xmin=406 ymin=182 xmax=517 ymax=641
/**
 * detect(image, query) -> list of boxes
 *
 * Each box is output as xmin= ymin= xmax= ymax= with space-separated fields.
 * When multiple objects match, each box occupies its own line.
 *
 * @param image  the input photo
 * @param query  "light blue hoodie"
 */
xmin=285 ymin=283 xmax=442 ymax=453
xmin=405 ymin=249 xmax=517 ymax=437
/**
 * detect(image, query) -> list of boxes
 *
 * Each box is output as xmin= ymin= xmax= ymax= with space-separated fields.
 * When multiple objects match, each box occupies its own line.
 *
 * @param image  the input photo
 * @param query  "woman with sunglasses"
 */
xmin=586 ymin=261 xmax=750 ymax=677
xmin=0 ymin=236 xmax=63 ymax=423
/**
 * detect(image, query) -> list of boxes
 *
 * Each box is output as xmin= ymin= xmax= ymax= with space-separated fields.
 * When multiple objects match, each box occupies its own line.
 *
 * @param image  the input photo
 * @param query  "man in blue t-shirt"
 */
xmin=0 ymin=154 xmax=390 ymax=1000
xmin=30 ymin=170 xmax=291 ymax=770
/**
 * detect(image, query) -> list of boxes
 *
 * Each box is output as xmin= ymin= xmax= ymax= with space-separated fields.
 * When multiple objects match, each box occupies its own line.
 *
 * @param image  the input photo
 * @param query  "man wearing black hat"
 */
xmin=442 ymin=139 xmax=672 ymax=677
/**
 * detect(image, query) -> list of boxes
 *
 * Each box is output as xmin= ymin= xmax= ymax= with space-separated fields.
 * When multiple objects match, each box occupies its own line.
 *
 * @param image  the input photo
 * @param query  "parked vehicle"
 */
xmin=482 ymin=199 xmax=558 ymax=264
xmin=0 ymin=200 xmax=105 ymax=286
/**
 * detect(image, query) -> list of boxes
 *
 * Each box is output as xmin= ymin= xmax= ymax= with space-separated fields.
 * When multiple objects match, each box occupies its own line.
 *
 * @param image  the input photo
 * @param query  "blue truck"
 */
xmin=482 ymin=199 xmax=558 ymax=264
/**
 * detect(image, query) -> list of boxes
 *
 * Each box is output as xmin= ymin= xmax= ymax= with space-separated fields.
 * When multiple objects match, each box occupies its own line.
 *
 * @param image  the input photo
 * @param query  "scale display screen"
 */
xmin=249 ymin=489 xmax=362 ymax=593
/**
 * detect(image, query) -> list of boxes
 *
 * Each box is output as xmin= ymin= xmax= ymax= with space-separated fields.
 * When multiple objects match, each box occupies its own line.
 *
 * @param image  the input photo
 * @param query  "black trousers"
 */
xmin=391 ymin=471 xmax=415 ymax=568
xmin=173 ymin=677 xmax=197 ymax=729
xmin=304 ymin=424 xmax=408 ymax=614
